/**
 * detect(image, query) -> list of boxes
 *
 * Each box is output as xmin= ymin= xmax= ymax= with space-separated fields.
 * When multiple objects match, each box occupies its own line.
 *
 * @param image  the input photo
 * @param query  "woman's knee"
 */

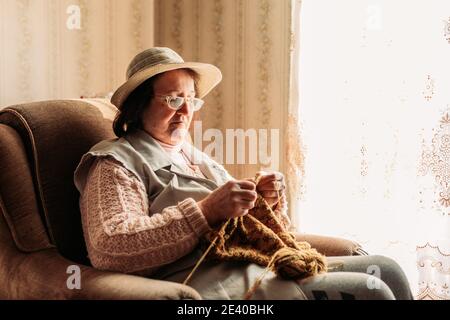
xmin=297 ymin=272 xmax=395 ymax=300
xmin=367 ymin=255 xmax=408 ymax=282
xmin=339 ymin=254 xmax=408 ymax=281
xmin=338 ymin=272 xmax=396 ymax=300
xmin=366 ymin=255 xmax=413 ymax=300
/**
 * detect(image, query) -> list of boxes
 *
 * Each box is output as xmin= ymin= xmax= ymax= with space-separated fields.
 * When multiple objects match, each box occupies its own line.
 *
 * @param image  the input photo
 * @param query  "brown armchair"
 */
xmin=0 ymin=99 xmax=365 ymax=299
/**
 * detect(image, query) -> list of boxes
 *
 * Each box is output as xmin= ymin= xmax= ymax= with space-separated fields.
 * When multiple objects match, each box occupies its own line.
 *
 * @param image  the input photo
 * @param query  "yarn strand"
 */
xmin=183 ymin=219 xmax=231 ymax=285
xmin=243 ymin=247 xmax=281 ymax=300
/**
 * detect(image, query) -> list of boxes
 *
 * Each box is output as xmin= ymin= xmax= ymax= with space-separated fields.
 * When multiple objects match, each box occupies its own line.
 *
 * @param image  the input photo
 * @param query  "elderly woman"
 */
xmin=74 ymin=47 xmax=412 ymax=300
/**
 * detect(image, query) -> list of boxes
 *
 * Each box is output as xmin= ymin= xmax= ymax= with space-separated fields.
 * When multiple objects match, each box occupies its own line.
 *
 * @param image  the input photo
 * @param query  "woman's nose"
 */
xmin=177 ymin=99 xmax=191 ymax=114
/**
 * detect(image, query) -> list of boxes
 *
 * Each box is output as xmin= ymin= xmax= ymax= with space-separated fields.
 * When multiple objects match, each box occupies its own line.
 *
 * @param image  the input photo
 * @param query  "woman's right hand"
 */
xmin=197 ymin=180 xmax=257 ymax=227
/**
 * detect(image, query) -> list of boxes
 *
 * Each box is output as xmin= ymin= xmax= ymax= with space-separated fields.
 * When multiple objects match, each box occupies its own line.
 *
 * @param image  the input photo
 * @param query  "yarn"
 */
xmin=183 ymin=174 xmax=327 ymax=299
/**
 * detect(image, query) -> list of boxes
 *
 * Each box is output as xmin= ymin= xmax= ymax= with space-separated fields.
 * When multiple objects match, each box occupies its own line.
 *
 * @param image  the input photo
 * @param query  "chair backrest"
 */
xmin=0 ymin=99 xmax=117 ymax=264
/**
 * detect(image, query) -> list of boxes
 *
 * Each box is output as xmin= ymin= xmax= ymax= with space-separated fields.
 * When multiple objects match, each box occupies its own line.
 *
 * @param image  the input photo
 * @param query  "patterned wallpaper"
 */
xmin=0 ymin=0 xmax=154 ymax=108
xmin=154 ymin=0 xmax=299 ymax=223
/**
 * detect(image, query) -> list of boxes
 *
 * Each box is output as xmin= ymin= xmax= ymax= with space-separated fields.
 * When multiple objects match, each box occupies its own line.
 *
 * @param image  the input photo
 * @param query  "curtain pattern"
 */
xmin=416 ymin=109 xmax=450 ymax=299
xmin=298 ymin=0 xmax=450 ymax=299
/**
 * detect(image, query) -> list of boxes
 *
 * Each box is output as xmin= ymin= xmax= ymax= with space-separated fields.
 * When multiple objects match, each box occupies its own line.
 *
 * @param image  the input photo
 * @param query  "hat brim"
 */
xmin=110 ymin=62 xmax=222 ymax=108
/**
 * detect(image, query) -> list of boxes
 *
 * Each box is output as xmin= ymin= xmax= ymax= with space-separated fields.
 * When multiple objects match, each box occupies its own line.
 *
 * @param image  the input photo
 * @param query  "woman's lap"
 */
xmin=160 ymin=259 xmax=308 ymax=300
xmin=159 ymin=254 xmax=413 ymax=300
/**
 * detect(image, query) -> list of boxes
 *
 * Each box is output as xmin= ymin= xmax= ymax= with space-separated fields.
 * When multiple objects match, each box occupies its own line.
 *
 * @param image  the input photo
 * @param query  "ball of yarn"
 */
xmin=270 ymin=247 xmax=328 ymax=279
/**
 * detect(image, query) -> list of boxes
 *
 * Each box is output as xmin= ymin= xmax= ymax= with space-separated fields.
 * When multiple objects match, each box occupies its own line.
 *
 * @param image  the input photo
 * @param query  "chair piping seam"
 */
xmin=0 ymin=108 xmax=56 ymax=244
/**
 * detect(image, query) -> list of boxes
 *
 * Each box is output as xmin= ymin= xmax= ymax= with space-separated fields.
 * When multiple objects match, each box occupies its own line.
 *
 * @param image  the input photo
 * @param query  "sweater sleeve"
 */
xmin=80 ymin=157 xmax=212 ymax=275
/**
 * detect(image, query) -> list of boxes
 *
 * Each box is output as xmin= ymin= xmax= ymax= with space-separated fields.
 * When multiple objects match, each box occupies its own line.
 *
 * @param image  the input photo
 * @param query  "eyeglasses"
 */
xmin=156 ymin=95 xmax=205 ymax=111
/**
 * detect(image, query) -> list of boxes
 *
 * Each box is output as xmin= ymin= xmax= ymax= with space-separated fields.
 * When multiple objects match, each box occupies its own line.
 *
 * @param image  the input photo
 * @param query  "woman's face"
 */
xmin=142 ymin=69 xmax=196 ymax=145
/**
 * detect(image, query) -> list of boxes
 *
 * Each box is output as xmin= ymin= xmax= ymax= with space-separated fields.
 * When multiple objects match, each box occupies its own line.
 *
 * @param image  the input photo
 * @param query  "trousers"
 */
xmin=158 ymin=253 xmax=413 ymax=300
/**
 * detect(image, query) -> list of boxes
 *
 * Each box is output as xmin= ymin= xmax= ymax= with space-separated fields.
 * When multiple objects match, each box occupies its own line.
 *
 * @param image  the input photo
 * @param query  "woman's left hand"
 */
xmin=255 ymin=171 xmax=286 ymax=208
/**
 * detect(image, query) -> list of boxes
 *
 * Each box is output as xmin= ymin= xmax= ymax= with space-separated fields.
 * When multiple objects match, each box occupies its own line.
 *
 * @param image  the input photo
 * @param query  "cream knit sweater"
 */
xmin=80 ymin=151 xmax=290 ymax=276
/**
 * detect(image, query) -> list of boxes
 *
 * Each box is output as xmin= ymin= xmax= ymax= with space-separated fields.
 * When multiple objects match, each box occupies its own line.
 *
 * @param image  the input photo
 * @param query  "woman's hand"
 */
xmin=197 ymin=180 xmax=257 ymax=227
xmin=255 ymin=171 xmax=286 ymax=208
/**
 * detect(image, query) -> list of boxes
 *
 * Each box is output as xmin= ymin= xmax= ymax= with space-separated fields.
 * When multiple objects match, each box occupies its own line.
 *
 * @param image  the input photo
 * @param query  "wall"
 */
xmin=0 ymin=0 xmax=154 ymax=107
xmin=154 ymin=0 xmax=300 ymax=223
xmin=0 ymin=0 xmax=302 ymax=224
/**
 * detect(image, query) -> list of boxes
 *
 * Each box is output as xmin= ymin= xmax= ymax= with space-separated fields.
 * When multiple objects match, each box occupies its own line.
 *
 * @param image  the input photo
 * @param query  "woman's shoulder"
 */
xmin=89 ymin=155 xmax=141 ymax=185
xmin=87 ymin=136 xmax=132 ymax=155
xmin=74 ymin=137 xmax=142 ymax=194
xmin=92 ymin=155 xmax=127 ymax=171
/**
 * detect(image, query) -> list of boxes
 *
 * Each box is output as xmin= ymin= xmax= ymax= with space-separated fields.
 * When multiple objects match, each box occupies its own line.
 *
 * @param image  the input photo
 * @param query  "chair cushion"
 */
xmin=295 ymin=233 xmax=363 ymax=256
xmin=0 ymin=99 xmax=117 ymax=264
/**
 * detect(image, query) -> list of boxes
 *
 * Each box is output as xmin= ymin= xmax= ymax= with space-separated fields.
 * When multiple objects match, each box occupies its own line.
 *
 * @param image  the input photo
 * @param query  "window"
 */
xmin=298 ymin=0 xmax=450 ymax=298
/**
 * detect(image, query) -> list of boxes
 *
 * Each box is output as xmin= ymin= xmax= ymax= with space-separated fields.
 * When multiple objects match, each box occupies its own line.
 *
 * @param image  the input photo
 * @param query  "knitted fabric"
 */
xmin=203 ymin=196 xmax=328 ymax=280
xmin=183 ymin=176 xmax=328 ymax=299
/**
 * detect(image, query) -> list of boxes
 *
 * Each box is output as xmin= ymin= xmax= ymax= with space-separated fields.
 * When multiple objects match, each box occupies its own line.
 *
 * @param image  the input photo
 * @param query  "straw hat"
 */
xmin=111 ymin=47 xmax=223 ymax=108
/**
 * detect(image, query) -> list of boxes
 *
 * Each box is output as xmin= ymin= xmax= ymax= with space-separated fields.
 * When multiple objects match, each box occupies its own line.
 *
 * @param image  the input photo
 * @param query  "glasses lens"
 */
xmin=192 ymin=98 xmax=204 ymax=111
xmin=164 ymin=96 xmax=204 ymax=111
xmin=168 ymin=97 xmax=184 ymax=110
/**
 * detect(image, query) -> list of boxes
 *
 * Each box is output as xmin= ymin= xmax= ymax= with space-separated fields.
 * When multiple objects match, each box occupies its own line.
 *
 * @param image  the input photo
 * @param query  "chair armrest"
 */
xmin=294 ymin=233 xmax=368 ymax=257
xmin=0 ymin=247 xmax=201 ymax=300
xmin=77 ymin=265 xmax=202 ymax=300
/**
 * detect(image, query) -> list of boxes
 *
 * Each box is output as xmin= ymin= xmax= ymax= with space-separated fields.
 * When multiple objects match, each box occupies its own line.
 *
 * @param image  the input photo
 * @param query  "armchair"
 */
xmin=0 ymin=99 xmax=365 ymax=299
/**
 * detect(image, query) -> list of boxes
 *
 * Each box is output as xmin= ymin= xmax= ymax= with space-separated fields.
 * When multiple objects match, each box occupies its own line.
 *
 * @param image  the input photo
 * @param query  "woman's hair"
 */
xmin=113 ymin=68 xmax=199 ymax=137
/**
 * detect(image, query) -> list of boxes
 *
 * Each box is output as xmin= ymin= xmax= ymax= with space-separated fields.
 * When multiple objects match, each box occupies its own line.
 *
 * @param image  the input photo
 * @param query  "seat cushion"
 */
xmin=0 ymin=99 xmax=117 ymax=264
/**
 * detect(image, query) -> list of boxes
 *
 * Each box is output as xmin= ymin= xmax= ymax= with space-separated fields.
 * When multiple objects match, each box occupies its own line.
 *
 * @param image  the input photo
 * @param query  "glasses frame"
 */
xmin=155 ymin=95 xmax=204 ymax=111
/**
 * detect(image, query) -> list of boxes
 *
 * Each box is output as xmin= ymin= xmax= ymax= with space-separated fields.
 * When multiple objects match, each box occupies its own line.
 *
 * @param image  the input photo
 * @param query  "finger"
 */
xmin=257 ymin=181 xmax=286 ymax=191
xmin=260 ymin=190 xmax=282 ymax=198
xmin=237 ymin=209 xmax=249 ymax=217
xmin=256 ymin=184 xmax=286 ymax=194
xmin=233 ymin=190 xmax=257 ymax=201
xmin=257 ymin=180 xmax=274 ymax=190
xmin=257 ymin=172 xmax=284 ymax=185
xmin=236 ymin=180 xmax=256 ymax=190
xmin=255 ymin=171 xmax=274 ymax=184
xmin=236 ymin=200 xmax=256 ymax=210
xmin=255 ymin=171 xmax=268 ymax=180
xmin=244 ymin=177 xmax=259 ymax=185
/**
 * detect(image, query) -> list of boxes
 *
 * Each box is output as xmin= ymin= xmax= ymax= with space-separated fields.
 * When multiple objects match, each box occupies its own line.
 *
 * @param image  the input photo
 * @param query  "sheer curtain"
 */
xmin=297 ymin=0 xmax=450 ymax=299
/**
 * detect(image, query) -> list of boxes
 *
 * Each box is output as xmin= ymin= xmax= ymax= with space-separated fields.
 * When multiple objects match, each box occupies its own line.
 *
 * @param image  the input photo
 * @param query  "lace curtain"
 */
xmin=297 ymin=0 xmax=450 ymax=299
